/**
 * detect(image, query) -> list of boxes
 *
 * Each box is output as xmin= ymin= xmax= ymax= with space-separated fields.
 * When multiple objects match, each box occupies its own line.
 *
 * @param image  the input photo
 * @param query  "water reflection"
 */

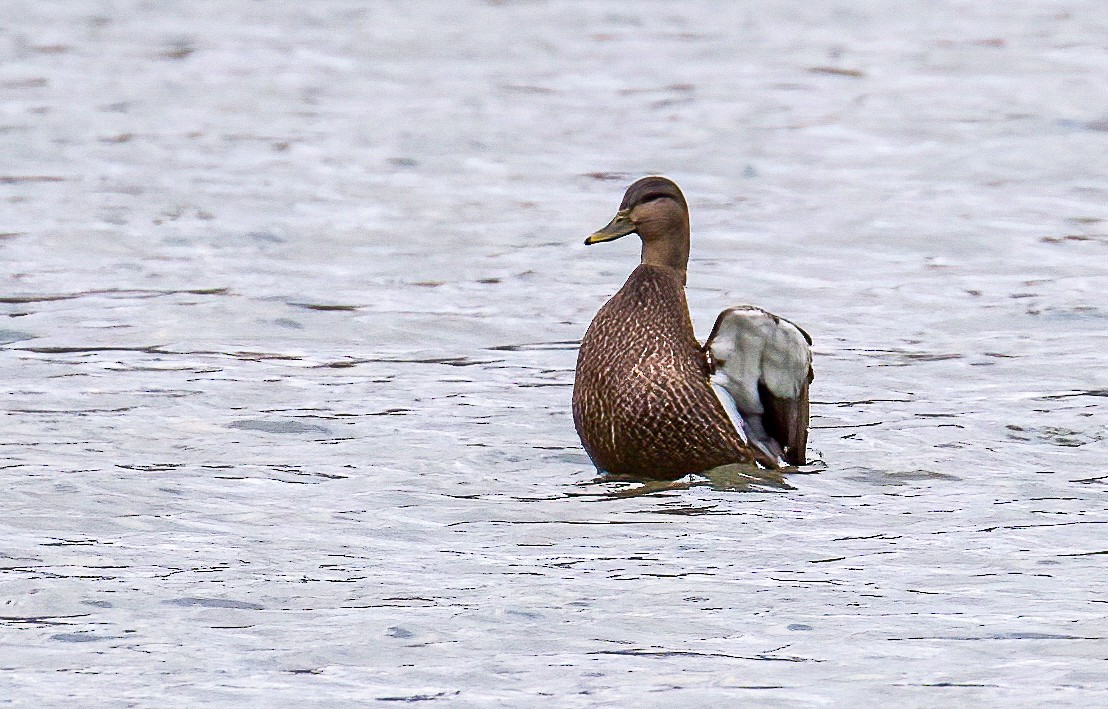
xmin=586 ymin=463 xmax=797 ymax=498
xmin=2 ymin=0 xmax=1107 ymax=705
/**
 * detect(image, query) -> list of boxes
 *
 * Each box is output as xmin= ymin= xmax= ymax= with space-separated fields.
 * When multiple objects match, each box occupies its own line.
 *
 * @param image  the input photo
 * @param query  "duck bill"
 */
xmin=585 ymin=210 xmax=635 ymax=245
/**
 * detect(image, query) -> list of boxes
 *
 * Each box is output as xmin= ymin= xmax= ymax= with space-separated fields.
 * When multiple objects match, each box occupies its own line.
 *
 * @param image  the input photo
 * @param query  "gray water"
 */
xmin=1 ymin=1 xmax=1106 ymax=706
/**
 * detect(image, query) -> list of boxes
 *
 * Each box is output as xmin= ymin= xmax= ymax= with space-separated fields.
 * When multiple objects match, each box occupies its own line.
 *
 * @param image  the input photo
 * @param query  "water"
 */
xmin=1 ymin=1 xmax=1106 ymax=705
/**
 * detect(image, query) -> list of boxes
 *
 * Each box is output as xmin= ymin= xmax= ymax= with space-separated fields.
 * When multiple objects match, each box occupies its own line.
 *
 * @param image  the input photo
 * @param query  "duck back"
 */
xmin=572 ymin=264 xmax=752 ymax=478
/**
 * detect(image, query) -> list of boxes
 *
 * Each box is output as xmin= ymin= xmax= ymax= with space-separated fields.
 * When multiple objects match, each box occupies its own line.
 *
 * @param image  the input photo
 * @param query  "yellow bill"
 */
xmin=585 ymin=209 xmax=636 ymax=245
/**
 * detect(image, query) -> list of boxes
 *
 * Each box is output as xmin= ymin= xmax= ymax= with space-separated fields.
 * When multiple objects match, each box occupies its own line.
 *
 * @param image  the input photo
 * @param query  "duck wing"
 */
xmin=704 ymin=306 xmax=814 ymax=466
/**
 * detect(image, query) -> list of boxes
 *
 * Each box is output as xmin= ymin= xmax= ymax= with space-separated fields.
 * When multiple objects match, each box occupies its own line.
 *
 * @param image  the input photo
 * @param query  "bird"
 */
xmin=572 ymin=176 xmax=813 ymax=480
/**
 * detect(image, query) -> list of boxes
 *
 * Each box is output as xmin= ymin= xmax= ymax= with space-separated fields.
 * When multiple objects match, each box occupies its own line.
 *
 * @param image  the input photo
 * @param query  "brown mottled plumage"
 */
xmin=573 ymin=176 xmax=814 ymax=479
xmin=572 ymin=175 xmax=793 ymax=480
xmin=573 ymin=263 xmax=756 ymax=478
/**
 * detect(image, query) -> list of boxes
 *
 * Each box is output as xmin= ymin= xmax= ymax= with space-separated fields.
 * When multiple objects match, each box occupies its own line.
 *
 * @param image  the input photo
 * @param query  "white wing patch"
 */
xmin=705 ymin=306 xmax=812 ymax=465
xmin=710 ymin=377 xmax=749 ymax=444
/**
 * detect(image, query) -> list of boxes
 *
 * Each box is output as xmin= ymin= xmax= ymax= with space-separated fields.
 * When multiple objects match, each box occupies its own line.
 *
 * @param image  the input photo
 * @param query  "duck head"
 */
xmin=585 ymin=175 xmax=691 ymax=285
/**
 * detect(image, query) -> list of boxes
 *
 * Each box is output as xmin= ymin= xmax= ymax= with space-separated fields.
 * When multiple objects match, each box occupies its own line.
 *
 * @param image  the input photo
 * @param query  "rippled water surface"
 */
xmin=2 ymin=1 xmax=1106 ymax=705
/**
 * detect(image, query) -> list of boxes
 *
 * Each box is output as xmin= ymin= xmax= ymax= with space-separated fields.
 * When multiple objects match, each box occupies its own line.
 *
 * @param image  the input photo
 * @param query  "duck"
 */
xmin=572 ymin=176 xmax=814 ymax=480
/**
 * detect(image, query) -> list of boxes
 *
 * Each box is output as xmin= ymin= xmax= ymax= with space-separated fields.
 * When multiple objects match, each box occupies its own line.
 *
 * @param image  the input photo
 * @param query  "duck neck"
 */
xmin=640 ymin=219 xmax=690 ymax=286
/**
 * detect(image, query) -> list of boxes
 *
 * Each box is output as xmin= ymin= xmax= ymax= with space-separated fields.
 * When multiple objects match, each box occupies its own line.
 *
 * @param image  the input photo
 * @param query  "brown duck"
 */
xmin=572 ymin=176 xmax=814 ymax=480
